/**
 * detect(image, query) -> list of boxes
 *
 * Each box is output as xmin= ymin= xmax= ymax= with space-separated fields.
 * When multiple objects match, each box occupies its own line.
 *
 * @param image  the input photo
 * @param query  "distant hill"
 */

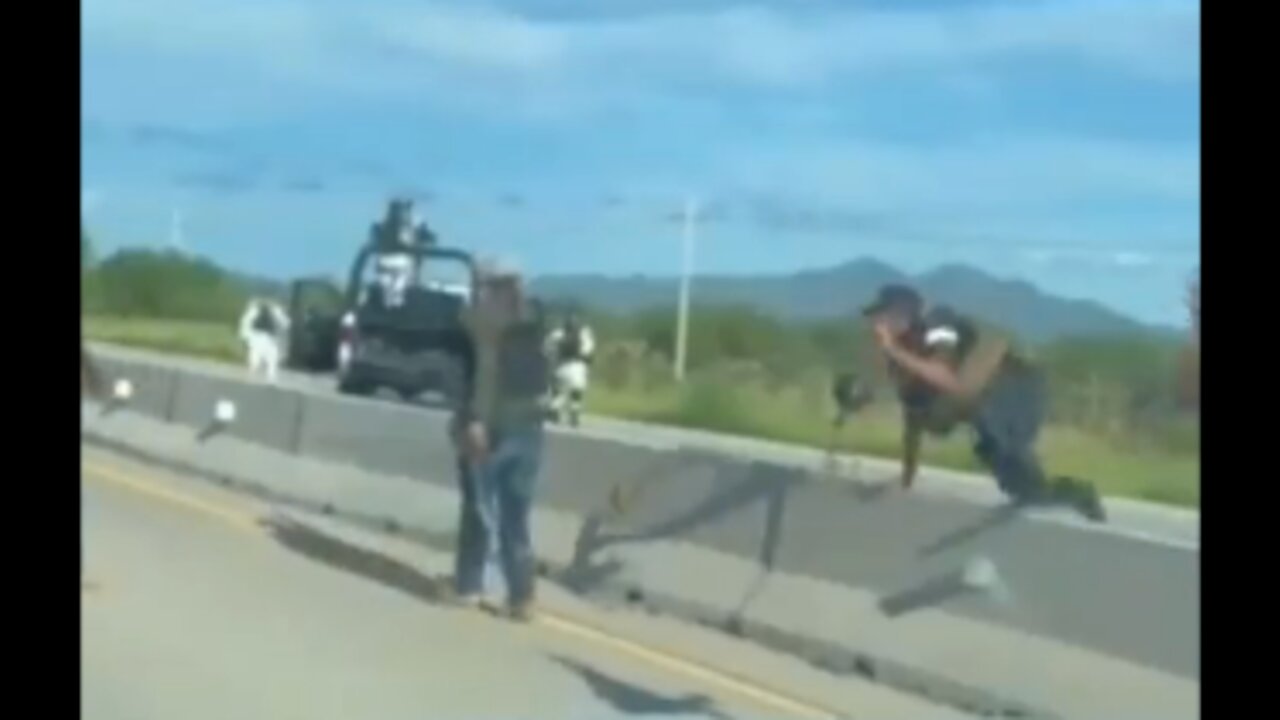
xmin=530 ymin=258 xmax=1176 ymax=344
xmin=234 ymin=272 xmax=289 ymax=301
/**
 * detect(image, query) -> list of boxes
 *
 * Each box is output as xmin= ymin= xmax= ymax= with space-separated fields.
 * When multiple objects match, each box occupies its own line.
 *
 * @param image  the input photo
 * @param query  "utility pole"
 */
xmin=673 ymin=196 xmax=698 ymax=382
xmin=169 ymin=208 xmax=185 ymax=253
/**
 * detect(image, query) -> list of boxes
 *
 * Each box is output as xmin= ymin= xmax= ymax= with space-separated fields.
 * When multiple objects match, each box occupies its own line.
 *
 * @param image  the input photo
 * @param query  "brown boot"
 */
xmin=509 ymin=597 xmax=537 ymax=623
xmin=506 ymin=586 xmax=537 ymax=620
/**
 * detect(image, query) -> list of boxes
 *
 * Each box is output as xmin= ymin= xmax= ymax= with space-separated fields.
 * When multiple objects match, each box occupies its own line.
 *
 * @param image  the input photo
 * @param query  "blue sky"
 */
xmin=81 ymin=0 xmax=1200 ymax=324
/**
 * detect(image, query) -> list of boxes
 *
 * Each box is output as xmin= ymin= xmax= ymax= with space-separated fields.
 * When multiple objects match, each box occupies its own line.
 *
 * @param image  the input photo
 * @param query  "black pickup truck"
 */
xmin=286 ymin=199 xmax=476 ymax=404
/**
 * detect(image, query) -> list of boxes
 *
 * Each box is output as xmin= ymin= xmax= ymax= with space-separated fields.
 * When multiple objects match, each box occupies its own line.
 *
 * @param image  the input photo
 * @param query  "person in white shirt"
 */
xmin=545 ymin=311 xmax=595 ymax=426
xmin=374 ymin=253 xmax=414 ymax=308
xmin=238 ymin=298 xmax=290 ymax=383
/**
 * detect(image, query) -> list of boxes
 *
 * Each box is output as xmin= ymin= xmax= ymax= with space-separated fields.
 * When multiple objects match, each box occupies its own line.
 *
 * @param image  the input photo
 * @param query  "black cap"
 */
xmin=861 ymin=284 xmax=923 ymax=318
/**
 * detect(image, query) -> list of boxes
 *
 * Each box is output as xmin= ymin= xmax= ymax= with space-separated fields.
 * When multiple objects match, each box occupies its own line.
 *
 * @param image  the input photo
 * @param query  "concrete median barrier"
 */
xmin=84 ymin=346 xmax=1199 ymax=719
xmin=94 ymin=356 xmax=178 ymax=420
xmin=170 ymin=372 xmax=303 ymax=453
xmin=296 ymin=393 xmax=454 ymax=480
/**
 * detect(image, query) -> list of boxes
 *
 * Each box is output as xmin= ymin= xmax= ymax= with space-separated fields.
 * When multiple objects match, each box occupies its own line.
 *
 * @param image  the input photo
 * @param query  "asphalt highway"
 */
xmin=80 ymin=447 xmax=963 ymax=720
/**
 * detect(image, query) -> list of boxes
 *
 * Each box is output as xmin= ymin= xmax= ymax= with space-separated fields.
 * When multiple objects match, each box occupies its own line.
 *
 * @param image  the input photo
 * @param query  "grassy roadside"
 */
xmin=84 ymin=315 xmax=1200 ymax=508
xmin=85 ymin=316 xmax=245 ymax=364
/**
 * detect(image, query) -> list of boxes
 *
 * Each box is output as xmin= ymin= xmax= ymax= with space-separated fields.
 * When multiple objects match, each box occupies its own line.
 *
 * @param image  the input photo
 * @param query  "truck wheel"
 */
xmin=429 ymin=357 xmax=466 ymax=407
xmin=338 ymin=373 xmax=374 ymax=396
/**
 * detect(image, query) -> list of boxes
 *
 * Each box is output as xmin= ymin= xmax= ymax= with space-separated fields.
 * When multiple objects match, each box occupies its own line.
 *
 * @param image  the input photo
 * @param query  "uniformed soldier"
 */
xmin=238 ymin=298 xmax=291 ymax=383
xmin=546 ymin=310 xmax=595 ymax=427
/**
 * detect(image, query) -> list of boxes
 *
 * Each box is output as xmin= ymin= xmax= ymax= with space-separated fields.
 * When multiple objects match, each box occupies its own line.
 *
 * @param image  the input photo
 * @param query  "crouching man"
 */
xmin=448 ymin=260 xmax=551 ymax=621
xmin=863 ymin=284 xmax=1106 ymax=522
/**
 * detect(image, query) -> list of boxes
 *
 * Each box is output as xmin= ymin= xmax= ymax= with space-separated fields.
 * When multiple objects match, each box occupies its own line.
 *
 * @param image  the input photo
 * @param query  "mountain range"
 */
xmin=234 ymin=255 xmax=1176 ymax=344
xmin=529 ymin=258 xmax=1178 ymax=344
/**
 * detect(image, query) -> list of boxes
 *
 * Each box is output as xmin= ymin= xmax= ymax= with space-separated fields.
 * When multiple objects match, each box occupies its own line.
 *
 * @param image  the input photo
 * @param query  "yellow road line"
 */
xmin=80 ymin=460 xmax=840 ymax=719
xmin=82 ymin=462 xmax=262 ymax=534
xmin=536 ymin=612 xmax=840 ymax=719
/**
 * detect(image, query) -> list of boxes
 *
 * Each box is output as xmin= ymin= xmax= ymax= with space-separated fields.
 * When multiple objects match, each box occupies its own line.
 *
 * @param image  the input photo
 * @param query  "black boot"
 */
xmin=1051 ymin=476 xmax=1107 ymax=523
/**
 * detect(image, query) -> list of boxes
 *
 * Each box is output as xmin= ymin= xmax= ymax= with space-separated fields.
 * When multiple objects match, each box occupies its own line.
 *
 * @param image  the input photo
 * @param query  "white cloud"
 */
xmin=82 ymin=0 xmax=1201 ymax=110
xmin=82 ymin=0 xmax=1200 ymax=246
xmin=1113 ymin=251 xmax=1154 ymax=267
xmin=81 ymin=188 xmax=103 ymax=215
xmin=371 ymin=5 xmax=568 ymax=75
xmin=717 ymin=134 xmax=1199 ymax=216
xmin=1019 ymin=246 xmax=1189 ymax=270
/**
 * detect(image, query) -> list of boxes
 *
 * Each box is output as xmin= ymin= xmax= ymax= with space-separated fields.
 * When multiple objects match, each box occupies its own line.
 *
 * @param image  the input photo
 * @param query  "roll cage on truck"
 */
xmin=286 ymin=199 xmax=478 ymax=404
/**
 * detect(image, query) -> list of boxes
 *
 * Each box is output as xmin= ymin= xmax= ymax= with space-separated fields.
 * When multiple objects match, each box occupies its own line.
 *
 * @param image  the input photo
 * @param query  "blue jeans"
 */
xmin=454 ymin=425 xmax=545 ymax=606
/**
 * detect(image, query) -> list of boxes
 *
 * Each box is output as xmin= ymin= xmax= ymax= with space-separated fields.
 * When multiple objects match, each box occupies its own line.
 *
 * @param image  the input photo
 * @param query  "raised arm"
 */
xmin=874 ymin=322 xmax=1007 ymax=400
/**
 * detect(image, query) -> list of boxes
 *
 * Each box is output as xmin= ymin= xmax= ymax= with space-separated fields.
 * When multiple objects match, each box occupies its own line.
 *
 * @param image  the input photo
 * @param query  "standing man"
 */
xmin=449 ymin=260 xmax=551 ymax=621
xmin=238 ymin=297 xmax=290 ymax=383
xmin=862 ymin=284 xmax=1106 ymax=522
xmin=546 ymin=310 xmax=595 ymax=427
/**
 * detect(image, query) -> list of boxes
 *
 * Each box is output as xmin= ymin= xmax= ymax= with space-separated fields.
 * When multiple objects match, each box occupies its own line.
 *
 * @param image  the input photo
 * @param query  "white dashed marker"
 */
xmin=961 ymin=556 xmax=998 ymax=591
xmin=962 ymin=555 xmax=1015 ymax=607
xmin=213 ymin=399 xmax=237 ymax=425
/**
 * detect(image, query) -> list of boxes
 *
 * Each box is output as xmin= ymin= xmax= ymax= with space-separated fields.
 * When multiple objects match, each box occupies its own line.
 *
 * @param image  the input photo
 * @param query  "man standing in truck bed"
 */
xmin=863 ymin=284 xmax=1106 ymax=522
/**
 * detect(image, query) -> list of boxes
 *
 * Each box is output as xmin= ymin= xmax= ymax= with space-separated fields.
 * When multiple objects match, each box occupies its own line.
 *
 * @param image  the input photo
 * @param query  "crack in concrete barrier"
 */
xmin=83 ymin=429 xmax=1060 ymax=720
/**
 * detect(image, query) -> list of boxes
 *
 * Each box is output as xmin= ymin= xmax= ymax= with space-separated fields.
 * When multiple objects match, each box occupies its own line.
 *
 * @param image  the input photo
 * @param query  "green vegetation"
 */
xmin=583 ymin=334 xmax=1198 ymax=507
xmin=84 ymin=316 xmax=245 ymax=364
xmin=81 ymin=232 xmax=1200 ymax=507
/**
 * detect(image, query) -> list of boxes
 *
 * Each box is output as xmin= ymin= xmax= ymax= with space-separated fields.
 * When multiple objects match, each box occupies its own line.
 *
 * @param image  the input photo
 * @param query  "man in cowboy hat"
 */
xmin=448 ymin=257 xmax=552 ymax=620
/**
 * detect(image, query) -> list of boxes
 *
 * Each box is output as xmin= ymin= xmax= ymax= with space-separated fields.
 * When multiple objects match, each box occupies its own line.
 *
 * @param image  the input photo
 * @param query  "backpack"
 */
xmin=897 ymin=307 xmax=983 ymax=435
xmin=252 ymin=305 xmax=278 ymax=334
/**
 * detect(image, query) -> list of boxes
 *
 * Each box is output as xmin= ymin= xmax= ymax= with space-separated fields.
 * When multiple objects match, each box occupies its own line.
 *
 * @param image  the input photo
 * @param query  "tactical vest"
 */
xmin=252 ymin=306 xmax=278 ymax=334
xmin=466 ymin=302 xmax=552 ymax=429
xmin=895 ymin=309 xmax=994 ymax=436
xmin=558 ymin=327 xmax=584 ymax=361
xmin=498 ymin=319 xmax=552 ymax=401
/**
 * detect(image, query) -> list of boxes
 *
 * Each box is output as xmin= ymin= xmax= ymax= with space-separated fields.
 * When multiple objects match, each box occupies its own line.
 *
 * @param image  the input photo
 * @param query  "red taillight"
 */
xmin=339 ymin=313 xmax=358 ymax=345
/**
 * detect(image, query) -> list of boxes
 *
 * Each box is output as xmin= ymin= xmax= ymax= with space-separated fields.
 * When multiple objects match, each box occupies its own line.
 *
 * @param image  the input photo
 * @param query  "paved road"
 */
xmin=81 ymin=447 xmax=963 ymax=720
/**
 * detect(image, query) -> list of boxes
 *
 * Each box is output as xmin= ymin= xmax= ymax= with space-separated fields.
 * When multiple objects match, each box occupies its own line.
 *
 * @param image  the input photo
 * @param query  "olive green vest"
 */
xmin=910 ymin=333 xmax=1011 ymax=435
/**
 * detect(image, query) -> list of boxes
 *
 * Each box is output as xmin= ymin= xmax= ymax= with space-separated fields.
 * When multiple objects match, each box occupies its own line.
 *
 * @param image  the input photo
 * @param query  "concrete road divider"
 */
xmin=85 ymin=347 xmax=1199 ymax=720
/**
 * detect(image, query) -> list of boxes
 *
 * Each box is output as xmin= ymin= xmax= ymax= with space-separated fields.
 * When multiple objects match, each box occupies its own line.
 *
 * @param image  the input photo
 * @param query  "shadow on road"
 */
xmin=878 ymin=568 xmax=978 ymax=618
xmin=549 ymin=655 xmax=731 ymax=719
xmin=845 ymin=479 xmax=892 ymax=503
xmin=918 ymin=504 xmax=1021 ymax=558
xmin=562 ymin=454 xmax=801 ymax=601
xmin=264 ymin=515 xmax=449 ymax=605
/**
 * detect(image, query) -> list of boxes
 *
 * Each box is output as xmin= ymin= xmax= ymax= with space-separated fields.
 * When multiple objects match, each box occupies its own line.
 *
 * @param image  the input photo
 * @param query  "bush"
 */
xmin=87 ymin=248 xmax=249 ymax=322
xmin=77 ymin=229 xmax=1198 ymax=491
